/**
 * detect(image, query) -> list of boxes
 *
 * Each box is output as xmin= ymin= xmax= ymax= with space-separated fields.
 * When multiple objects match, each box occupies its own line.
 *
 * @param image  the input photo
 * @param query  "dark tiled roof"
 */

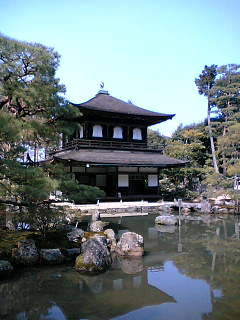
xmin=72 ymin=91 xmax=174 ymax=120
xmin=54 ymin=149 xmax=186 ymax=168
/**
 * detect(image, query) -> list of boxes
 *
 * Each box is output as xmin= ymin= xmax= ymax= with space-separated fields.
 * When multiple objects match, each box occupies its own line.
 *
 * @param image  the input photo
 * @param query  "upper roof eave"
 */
xmin=71 ymin=91 xmax=175 ymax=121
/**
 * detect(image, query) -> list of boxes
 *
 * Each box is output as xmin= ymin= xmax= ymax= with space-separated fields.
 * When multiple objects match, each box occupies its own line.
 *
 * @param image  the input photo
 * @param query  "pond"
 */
xmin=0 ymin=214 xmax=240 ymax=320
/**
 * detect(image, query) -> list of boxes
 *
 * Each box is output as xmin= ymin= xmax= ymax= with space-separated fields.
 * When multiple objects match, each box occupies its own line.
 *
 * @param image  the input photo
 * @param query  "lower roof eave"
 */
xmin=53 ymin=148 xmax=187 ymax=168
xmin=53 ymin=157 xmax=186 ymax=169
xmin=81 ymin=162 xmax=186 ymax=168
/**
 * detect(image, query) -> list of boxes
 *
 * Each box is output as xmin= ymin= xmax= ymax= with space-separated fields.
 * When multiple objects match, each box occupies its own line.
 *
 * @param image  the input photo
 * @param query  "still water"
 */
xmin=0 ymin=214 xmax=240 ymax=320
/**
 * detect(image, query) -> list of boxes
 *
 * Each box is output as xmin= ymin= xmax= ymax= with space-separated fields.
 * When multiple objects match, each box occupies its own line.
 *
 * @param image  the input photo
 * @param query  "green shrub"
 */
xmin=14 ymin=204 xmax=66 ymax=239
xmin=72 ymin=185 xmax=105 ymax=204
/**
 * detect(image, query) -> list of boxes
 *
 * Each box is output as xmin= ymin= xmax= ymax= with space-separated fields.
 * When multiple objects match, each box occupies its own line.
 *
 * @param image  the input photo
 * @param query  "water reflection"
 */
xmin=0 ymin=263 xmax=174 ymax=319
xmin=148 ymin=261 xmax=212 ymax=320
xmin=0 ymin=215 xmax=240 ymax=320
xmin=41 ymin=304 xmax=66 ymax=320
xmin=154 ymin=224 xmax=177 ymax=233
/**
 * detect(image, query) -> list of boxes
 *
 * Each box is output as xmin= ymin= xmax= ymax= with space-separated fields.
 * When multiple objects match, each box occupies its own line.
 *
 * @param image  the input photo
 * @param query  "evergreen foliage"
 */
xmin=195 ymin=65 xmax=219 ymax=173
xmin=154 ymin=123 xmax=209 ymax=199
xmin=211 ymin=64 xmax=240 ymax=175
xmin=147 ymin=128 xmax=168 ymax=148
xmin=0 ymin=34 xmax=105 ymax=217
xmin=158 ymin=63 xmax=240 ymax=199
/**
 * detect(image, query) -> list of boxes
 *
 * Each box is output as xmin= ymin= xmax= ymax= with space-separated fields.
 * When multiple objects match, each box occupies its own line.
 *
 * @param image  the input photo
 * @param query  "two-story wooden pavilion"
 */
xmin=53 ymin=89 xmax=185 ymax=199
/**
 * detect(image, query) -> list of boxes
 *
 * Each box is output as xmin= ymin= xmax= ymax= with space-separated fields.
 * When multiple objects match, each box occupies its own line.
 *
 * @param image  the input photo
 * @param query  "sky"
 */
xmin=1 ymin=0 xmax=240 ymax=136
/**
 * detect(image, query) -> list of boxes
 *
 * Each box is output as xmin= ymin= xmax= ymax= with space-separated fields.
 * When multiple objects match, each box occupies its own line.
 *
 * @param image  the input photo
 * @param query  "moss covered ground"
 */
xmin=0 ymin=229 xmax=79 ymax=259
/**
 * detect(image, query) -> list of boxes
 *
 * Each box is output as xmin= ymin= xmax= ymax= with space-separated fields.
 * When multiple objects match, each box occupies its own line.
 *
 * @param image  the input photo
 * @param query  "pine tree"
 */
xmin=0 ymin=34 xmax=104 ymax=212
xmin=211 ymin=64 xmax=240 ymax=175
xmin=195 ymin=65 xmax=219 ymax=173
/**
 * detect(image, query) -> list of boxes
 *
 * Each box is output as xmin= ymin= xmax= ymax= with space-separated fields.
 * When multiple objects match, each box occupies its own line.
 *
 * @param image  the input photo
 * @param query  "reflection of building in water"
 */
xmin=148 ymin=227 xmax=159 ymax=240
xmin=108 ymin=270 xmax=141 ymax=291
xmin=133 ymin=275 xmax=142 ymax=288
xmin=6 ymin=263 xmax=175 ymax=320
xmin=113 ymin=278 xmax=123 ymax=291
xmin=78 ymin=266 xmax=148 ymax=294
xmin=62 ymin=267 xmax=175 ymax=320
xmin=178 ymin=225 xmax=183 ymax=253
xmin=33 ymin=264 xmax=174 ymax=320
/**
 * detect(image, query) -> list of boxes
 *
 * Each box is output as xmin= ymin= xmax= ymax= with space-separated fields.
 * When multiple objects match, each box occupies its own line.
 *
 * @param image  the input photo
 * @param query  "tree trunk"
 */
xmin=221 ymin=101 xmax=230 ymax=176
xmin=222 ymin=126 xmax=227 ymax=175
xmin=207 ymin=101 xmax=219 ymax=173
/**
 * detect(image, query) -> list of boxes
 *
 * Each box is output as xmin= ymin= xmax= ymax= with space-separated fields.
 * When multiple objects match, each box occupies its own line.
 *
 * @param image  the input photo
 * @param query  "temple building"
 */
xmin=53 ymin=89 xmax=185 ymax=199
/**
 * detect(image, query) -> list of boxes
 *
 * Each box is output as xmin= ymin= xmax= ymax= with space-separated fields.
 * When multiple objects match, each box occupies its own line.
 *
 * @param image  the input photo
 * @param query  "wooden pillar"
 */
xmin=85 ymin=123 xmax=88 ymax=139
xmin=116 ymin=166 xmax=119 ymax=197
xmin=83 ymin=123 xmax=86 ymax=139
xmin=127 ymin=126 xmax=130 ymax=142
xmin=85 ymin=122 xmax=91 ymax=139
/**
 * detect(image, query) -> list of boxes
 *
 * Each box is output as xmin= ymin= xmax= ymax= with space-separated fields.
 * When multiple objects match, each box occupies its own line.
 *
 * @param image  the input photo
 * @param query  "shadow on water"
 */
xmin=1 ymin=214 xmax=240 ymax=320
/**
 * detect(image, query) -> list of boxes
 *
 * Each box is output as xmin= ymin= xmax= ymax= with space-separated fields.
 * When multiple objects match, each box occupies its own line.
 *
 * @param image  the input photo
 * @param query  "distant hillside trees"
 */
xmin=151 ymin=63 xmax=240 ymax=199
xmin=153 ymin=122 xmax=210 ymax=199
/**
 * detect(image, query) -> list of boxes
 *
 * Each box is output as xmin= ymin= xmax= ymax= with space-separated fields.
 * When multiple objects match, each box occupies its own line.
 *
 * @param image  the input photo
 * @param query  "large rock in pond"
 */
xmin=115 ymin=232 xmax=144 ymax=257
xmin=104 ymin=228 xmax=117 ymax=251
xmin=11 ymin=239 xmax=39 ymax=265
xmin=40 ymin=249 xmax=65 ymax=264
xmin=89 ymin=221 xmax=109 ymax=232
xmin=67 ymin=227 xmax=84 ymax=242
xmin=155 ymin=215 xmax=178 ymax=226
xmin=0 ymin=260 xmax=13 ymax=277
xmin=75 ymin=235 xmax=112 ymax=273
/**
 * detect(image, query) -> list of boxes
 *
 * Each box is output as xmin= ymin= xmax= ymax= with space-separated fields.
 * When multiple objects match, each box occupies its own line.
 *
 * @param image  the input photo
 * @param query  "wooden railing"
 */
xmin=50 ymin=139 xmax=165 ymax=153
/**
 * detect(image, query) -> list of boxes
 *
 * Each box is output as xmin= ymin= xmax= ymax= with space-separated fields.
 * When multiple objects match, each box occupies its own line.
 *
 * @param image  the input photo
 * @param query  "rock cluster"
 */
xmin=115 ymin=232 xmax=144 ymax=257
xmin=11 ymin=239 xmax=39 ymax=265
xmin=40 ymin=249 xmax=65 ymax=264
xmin=158 ymin=195 xmax=239 ymax=214
xmin=67 ymin=227 xmax=84 ymax=242
xmin=155 ymin=215 xmax=178 ymax=226
xmin=75 ymin=229 xmax=144 ymax=273
xmin=73 ymin=209 xmax=144 ymax=273
xmin=104 ymin=228 xmax=117 ymax=250
xmin=0 ymin=228 xmax=83 ymax=277
xmin=0 ymin=221 xmax=144 ymax=277
xmin=89 ymin=221 xmax=109 ymax=232
xmin=75 ymin=235 xmax=112 ymax=273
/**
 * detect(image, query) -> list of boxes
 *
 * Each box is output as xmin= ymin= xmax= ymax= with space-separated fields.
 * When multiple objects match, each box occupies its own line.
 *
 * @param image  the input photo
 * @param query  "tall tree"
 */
xmin=195 ymin=65 xmax=219 ymax=173
xmin=0 ymin=34 xmax=104 ymax=211
xmin=0 ymin=34 xmax=65 ymax=117
xmin=211 ymin=64 xmax=240 ymax=175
